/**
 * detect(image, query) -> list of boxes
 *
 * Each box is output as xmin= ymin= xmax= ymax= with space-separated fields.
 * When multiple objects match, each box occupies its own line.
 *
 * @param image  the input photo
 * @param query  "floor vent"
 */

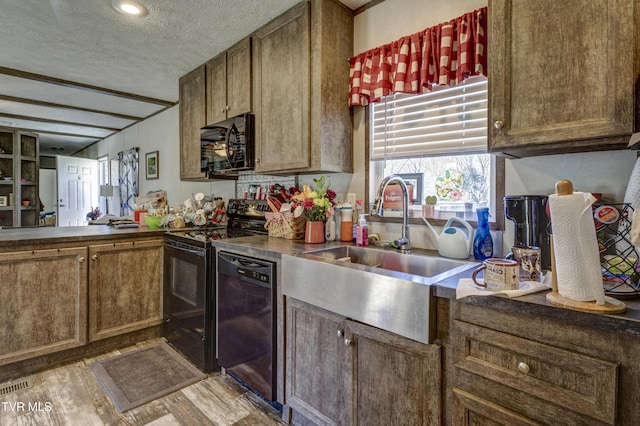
xmin=0 ymin=377 xmax=33 ymax=396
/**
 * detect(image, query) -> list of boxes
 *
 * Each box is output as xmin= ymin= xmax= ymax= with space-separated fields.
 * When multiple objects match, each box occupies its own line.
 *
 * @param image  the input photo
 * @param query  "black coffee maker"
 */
xmin=504 ymin=195 xmax=552 ymax=271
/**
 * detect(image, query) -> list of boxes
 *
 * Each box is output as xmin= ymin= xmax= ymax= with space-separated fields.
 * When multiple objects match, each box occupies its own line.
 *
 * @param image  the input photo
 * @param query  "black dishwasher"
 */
xmin=217 ymin=251 xmax=277 ymax=402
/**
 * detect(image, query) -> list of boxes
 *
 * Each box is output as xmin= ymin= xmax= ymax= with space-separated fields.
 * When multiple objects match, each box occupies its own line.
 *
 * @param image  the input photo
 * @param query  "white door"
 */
xmin=56 ymin=156 xmax=99 ymax=227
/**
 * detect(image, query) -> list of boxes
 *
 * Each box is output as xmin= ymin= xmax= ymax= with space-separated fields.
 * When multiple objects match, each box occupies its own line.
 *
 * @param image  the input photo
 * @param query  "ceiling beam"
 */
xmin=0 ymin=112 xmax=121 ymax=132
xmin=18 ymin=128 xmax=103 ymax=140
xmin=0 ymin=67 xmax=176 ymax=107
xmin=0 ymin=94 xmax=143 ymax=122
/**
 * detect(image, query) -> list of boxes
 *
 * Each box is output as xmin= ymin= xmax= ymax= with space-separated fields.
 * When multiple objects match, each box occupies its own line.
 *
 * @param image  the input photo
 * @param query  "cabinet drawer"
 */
xmin=454 ymin=320 xmax=618 ymax=425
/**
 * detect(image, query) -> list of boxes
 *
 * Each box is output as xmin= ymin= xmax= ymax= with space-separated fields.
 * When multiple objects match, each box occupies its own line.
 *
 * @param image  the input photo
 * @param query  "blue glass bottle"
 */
xmin=473 ymin=207 xmax=493 ymax=260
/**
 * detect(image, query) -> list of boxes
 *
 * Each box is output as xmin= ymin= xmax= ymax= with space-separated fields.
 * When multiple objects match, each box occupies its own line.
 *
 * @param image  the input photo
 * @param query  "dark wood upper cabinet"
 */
xmin=252 ymin=0 xmax=353 ymax=174
xmin=488 ymin=0 xmax=639 ymax=157
xmin=179 ymin=65 xmax=207 ymax=180
xmin=206 ymin=37 xmax=252 ymax=125
xmin=179 ymin=38 xmax=252 ymax=181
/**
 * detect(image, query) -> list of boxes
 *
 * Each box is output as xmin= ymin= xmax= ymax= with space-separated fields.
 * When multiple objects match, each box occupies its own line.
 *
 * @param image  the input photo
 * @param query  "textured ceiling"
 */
xmin=0 ymin=0 xmax=369 ymax=155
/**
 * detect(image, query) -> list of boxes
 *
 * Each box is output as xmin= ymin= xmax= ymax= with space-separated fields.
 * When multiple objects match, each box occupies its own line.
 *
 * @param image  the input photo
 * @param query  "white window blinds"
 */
xmin=370 ymin=76 xmax=488 ymax=160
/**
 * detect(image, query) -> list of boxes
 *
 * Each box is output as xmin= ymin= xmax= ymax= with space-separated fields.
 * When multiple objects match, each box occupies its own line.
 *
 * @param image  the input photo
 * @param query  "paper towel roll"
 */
xmin=549 ymin=191 xmax=605 ymax=305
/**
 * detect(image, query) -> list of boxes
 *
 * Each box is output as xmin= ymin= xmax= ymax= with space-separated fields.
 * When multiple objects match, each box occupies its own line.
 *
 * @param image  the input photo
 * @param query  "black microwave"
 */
xmin=201 ymin=113 xmax=254 ymax=177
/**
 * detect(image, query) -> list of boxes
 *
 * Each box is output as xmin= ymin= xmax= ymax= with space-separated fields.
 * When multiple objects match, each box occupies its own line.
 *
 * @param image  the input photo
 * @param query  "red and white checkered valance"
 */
xmin=348 ymin=7 xmax=487 ymax=107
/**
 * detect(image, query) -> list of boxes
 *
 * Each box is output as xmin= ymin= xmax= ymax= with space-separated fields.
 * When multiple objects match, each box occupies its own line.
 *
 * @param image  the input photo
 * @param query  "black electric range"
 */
xmin=226 ymin=198 xmax=270 ymax=237
xmin=162 ymin=199 xmax=269 ymax=372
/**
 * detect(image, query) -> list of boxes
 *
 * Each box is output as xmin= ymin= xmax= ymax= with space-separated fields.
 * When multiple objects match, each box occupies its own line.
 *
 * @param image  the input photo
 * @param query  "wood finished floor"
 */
xmin=0 ymin=339 xmax=285 ymax=426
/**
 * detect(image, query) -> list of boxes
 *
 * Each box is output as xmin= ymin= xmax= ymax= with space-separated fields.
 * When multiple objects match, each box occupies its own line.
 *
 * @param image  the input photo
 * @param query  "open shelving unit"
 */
xmin=0 ymin=127 xmax=39 ymax=227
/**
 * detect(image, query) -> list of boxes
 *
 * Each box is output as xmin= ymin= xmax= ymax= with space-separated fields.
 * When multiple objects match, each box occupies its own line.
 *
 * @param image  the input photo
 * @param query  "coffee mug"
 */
xmin=472 ymin=258 xmax=519 ymax=291
xmin=511 ymin=245 xmax=541 ymax=282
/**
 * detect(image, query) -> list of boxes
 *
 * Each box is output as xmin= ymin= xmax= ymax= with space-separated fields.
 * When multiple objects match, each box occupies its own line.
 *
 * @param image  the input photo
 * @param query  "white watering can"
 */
xmin=422 ymin=216 xmax=474 ymax=259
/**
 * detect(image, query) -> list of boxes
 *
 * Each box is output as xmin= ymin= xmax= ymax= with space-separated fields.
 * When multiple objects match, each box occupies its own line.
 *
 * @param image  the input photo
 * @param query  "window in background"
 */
xmin=369 ymin=76 xmax=498 ymax=222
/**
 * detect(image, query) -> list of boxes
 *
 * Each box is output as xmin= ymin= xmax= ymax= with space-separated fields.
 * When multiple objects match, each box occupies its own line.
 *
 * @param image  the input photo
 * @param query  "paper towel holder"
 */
xmin=546 ymin=179 xmax=627 ymax=314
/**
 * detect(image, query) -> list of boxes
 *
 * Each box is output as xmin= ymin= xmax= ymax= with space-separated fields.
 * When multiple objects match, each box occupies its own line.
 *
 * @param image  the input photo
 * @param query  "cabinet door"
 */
xmin=253 ymin=2 xmax=311 ymax=173
xmin=207 ymin=38 xmax=252 ymax=125
xmin=226 ymin=37 xmax=252 ymax=119
xmin=206 ymin=53 xmax=227 ymax=125
xmin=344 ymin=320 xmax=442 ymax=426
xmin=0 ymin=247 xmax=88 ymax=365
xmin=285 ymin=298 xmax=346 ymax=426
xmin=179 ymin=65 xmax=207 ymax=180
xmin=89 ymin=240 xmax=163 ymax=341
xmin=489 ymin=0 xmax=636 ymax=156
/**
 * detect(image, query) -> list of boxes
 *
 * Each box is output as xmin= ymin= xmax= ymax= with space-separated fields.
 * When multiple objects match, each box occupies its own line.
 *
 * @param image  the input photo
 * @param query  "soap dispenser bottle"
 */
xmin=473 ymin=207 xmax=493 ymax=260
xmin=325 ymin=213 xmax=336 ymax=241
xmin=356 ymin=214 xmax=369 ymax=246
xmin=340 ymin=204 xmax=353 ymax=242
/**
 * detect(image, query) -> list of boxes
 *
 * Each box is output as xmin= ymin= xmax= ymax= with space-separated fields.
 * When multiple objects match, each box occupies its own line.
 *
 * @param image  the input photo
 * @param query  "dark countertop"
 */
xmin=213 ymin=235 xmax=340 ymax=259
xmin=0 ymin=225 xmax=166 ymax=247
xmin=213 ymin=235 xmax=640 ymax=337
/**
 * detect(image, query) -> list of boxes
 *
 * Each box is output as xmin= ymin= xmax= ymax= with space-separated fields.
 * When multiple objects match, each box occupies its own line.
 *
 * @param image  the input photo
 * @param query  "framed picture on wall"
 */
xmin=397 ymin=173 xmax=423 ymax=205
xmin=145 ymin=151 xmax=159 ymax=180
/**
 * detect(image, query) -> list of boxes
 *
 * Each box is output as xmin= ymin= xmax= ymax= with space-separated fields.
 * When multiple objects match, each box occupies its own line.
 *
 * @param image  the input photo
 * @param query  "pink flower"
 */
xmin=303 ymin=198 xmax=315 ymax=210
xmin=449 ymin=189 xmax=462 ymax=200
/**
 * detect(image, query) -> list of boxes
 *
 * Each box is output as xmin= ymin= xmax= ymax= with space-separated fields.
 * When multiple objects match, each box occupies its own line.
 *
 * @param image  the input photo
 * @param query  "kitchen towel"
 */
xmin=549 ymin=191 xmax=605 ymax=304
xmin=621 ymin=156 xmax=640 ymax=252
xmin=623 ymin=156 xmax=640 ymax=211
xmin=456 ymin=278 xmax=550 ymax=299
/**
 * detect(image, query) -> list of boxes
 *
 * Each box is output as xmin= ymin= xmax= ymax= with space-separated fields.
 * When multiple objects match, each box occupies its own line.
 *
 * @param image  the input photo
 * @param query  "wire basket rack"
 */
xmin=595 ymin=203 xmax=640 ymax=297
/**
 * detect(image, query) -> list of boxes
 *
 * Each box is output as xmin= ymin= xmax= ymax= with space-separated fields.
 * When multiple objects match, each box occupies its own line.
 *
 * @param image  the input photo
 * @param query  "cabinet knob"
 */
xmin=92 ymin=255 xmax=98 ymax=261
xmin=493 ymin=120 xmax=504 ymax=130
xmin=78 ymin=257 xmax=85 ymax=263
xmin=255 ymin=158 xmax=260 ymax=163
xmin=344 ymin=338 xmax=352 ymax=346
xmin=220 ymin=108 xmax=226 ymax=113
xmin=337 ymin=329 xmax=344 ymax=337
xmin=517 ymin=361 xmax=530 ymax=374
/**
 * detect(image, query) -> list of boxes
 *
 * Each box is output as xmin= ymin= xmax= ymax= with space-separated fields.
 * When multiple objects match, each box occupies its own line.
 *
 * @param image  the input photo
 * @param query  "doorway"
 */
xmin=56 ymin=155 xmax=99 ymax=226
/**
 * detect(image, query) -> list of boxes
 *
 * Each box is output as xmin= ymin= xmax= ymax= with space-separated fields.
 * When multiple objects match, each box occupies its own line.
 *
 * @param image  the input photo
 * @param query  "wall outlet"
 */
xmin=347 ymin=193 xmax=356 ymax=206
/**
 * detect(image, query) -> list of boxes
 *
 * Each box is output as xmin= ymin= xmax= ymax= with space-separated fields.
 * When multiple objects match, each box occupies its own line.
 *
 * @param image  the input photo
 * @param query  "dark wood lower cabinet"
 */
xmin=343 ymin=320 xmax=441 ymax=426
xmin=0 ymin=236 xmax=164 ymax=379
xmin=0 ymin=247 xmax=88 ymax=366
xmin=438 ymin=298 xmax=637 ymax=425
xmin=89 ymin=240 xmax=163 ymax=341
xmin=285 ymin=298 xmax=346 ymax=425
xmin=285 ymin=298 xmax=442 ymax=425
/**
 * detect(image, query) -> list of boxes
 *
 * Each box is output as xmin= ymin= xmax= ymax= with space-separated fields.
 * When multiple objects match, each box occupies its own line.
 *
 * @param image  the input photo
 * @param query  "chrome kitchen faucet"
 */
xmin=372 ymin=174 xmax=411 ymax=254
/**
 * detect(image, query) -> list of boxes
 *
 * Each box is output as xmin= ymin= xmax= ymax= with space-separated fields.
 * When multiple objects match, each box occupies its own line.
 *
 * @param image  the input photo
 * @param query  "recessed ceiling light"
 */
xmin=112 ymin=0 xmax=148 ymax=17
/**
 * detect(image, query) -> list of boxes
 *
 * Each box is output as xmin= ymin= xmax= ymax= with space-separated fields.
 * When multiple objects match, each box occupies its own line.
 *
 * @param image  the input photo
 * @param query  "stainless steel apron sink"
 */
xmin=282 ymin=245 xmax=477 ymax=344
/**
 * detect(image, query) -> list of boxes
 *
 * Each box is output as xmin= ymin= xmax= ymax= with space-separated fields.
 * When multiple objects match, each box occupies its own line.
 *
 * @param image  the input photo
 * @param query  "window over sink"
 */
xmin=367 ymin=76 xmax=503 ymax=225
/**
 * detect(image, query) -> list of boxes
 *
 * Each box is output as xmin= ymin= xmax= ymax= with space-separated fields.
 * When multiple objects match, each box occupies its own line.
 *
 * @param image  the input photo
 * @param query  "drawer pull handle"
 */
xmin=494 ymin=120 xmax=504 ymax=130
xmin=517 ymin=362 xmax=530 ymax=374
xmin=344 ymin=338 xmax=352 ymax=346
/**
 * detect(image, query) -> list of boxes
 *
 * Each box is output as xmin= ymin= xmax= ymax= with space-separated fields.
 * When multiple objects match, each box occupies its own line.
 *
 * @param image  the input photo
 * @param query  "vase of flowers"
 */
xmin=291 ymin=177 xmax=336 ymax=244
xmin=304 ymin=220 xmax=325 ymax=244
